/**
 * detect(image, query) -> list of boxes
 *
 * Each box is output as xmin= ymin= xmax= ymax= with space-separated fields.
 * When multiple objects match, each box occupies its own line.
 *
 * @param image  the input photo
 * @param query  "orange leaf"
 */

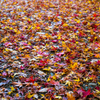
xmin=95 ymin=54 xmax=100 ymax=58
xmin=67 ymin=92 xmax=75 ymax=100
xmin=25 ymin=54 xmax=30 ymax=58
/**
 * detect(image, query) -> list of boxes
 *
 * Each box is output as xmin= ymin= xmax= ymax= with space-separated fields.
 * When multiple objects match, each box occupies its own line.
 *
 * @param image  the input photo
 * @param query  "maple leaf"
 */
xmin=50 ymin=80 xmax=60 ymax=85
xmin=74 ymin=78 xmax=80 ymax=82
xmin=67 ymin=92 xmax=75 ymax=100
xmin=20 ymin=66 xmax=25 ymax=70
xmin=65 ymin=80 xmax=72 ymax=86
xmin=82 ymin=88 xmax=92 ymax=98
xmin=93 ymin=13 xmax=97 ymax=17
xmin=56 ymin=52 xmax=64 ymax=57
xmin=97 ymin=60 xmax=100 ymax=65
xmin=54 ymin=57 xmax=61 ymax=62
xmin=29 ymin=76 xmax=35 ymax=83
xmin=51 ymin=40 xmax=58 ymax=43
xmin=10 ymin=86 xmax=15 ymax=91
xmin=27 ymin=93 xmax=34 ymax=98
xmin=12 ymin=80 xmax=22 ymax=87
xmin=95 ymin=86 xmax=100 ymax=90
xmin=77 ymin=88 xmax=92 ymax=98
xmin=26 ymin=76 xmax=35 ymax=83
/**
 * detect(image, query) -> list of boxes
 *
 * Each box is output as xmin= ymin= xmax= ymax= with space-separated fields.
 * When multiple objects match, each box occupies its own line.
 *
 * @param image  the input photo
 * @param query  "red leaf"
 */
xmin=50 ymin=80 xmax=60 ymax=85
xmin=54 ymin=57 xmax=61 ymax=62
xmin=82 ymin=89 xmax=92 ymax=98
xmin=26 ymin=76 xmax=35 ymax=83
xmin=52 ymin=40 xmax=58 ymax=43
xmin=77 ymin=88 xmax=92 ymax=98
xmin=97 ymin=60 xmax=100 ymax=65
xmin=95 ymin=86 xmax=100 ymax=90
xmin=93 ymin=13 xmax=97 ymax=17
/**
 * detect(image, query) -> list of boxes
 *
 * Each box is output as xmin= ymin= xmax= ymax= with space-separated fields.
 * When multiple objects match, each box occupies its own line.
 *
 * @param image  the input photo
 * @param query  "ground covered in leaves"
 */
xmin=0 ymin=0 xmax=100 ymax=100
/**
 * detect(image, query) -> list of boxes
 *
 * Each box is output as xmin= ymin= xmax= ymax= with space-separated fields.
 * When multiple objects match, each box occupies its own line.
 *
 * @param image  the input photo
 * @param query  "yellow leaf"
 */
xmin=12 ymin=22 xmax=15 ymax=25
xmin=65 ymin=80 xmax=72 ymax=86
xmin=41 ymin=94 xmax=44 ymax=97
xmin=85 ymin=48 xmax=88 ymax=52
xmin=96 ymin=90 xmax=100 ymax=94
xmin=77 ymin=20 xmax=80 ymax=23
xmin=10 ymin=27 xmax=13 ymax=30
xmin=33 ymin=82 xmax=38 ymax=86
xmin=25 ymin=54 xmax=30 ymax=58
xmin=63 ymin=23 xmax=68 ymax=27
xmin=5 ymin=48 xmax=9 ymax=52
xmin=27 ymin=93 xmax=34 ymax=98
xmin=43 ymin=67 xmax=51 ymax=71
xmin=1 ymin=38 xmax=7 ymax=42
xmin=10 ymin=86 xmax=15 ymax=91
xmin=98 ymin=82 xmax=100 ymax=85
xmin=74 ymin=78 xmax=80 ymax=82
xmin=14 ymin=29 xmax=17 ymax=32
xmin=47 ymin=77 xmax=50 ymax=82
xmin=54 ymin=63 xmax=58 ymax=67
xmin=16 ymin=93 xmax=19 ymax=97
xmin=66 ymin=47 xmax=70 ymax=52
xmin=76 ymin=41 xmax=78 ymax=44
xmin=17 ymin=30 xmax=21 ymax=34
xmin=37 ymin=27 xmax=40 ymax=30
xmin=84 ymin=78 xmax=89 ymax=82
xmin=11 ymin=75 xmax=14 ymax=78
xmin=8 ymin=91 xmax=12 ymax=95
xmin=28 ymin=18 xmax=31 ymax=21
xmin=52 ymin=75 xmax=56 ymax=80
xmin=46 ymin=43 xmax=49 ymax=47
xmin=55 ymin=96 xmax=62 ymax=99
xmin=89 ymin=77 xmax=93 ymax=80
xmin=28 ymin=42 xmax=31 ymax=45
